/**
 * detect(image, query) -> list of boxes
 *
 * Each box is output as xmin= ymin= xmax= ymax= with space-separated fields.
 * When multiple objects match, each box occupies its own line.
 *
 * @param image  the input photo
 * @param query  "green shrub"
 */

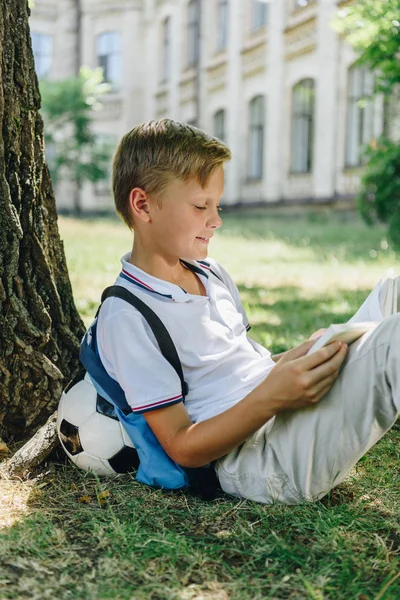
xmin=358 ymin=139 xmax=400 ymax=250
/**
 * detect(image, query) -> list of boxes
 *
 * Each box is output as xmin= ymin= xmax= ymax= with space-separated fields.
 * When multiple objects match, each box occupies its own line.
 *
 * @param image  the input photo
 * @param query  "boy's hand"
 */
xmin=262 ymin=340 xmax=348 ymax=413
xmin=271 ymin=330 xmax=327 ymax=362
xmin=309 ymin=328 xmax=328 ymax=341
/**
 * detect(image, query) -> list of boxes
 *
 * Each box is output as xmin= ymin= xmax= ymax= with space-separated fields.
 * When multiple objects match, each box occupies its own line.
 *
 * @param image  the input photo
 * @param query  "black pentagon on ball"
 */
xmin=108 ymin=446 xmax=140 ymax=473
xmin=96 ymin=394 xmax=118 ymax=420
xmin=59 ymin=419 xmax=83 ymax=456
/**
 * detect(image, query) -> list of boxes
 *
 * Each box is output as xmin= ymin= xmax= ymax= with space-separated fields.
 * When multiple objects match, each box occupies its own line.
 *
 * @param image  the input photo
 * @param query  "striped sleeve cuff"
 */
xmin=131 ymin=394 xmax=184 ymax=414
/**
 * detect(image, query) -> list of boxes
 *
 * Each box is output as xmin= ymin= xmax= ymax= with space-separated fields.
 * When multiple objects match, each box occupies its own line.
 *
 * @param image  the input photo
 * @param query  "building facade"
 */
xmin=29 ymin=0 xmax=390 ymax=211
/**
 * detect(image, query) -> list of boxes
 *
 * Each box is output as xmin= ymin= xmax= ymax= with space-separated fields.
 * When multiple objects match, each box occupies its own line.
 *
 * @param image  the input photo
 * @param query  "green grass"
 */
xmin=1 ymin=208 xmax=400 ymax=599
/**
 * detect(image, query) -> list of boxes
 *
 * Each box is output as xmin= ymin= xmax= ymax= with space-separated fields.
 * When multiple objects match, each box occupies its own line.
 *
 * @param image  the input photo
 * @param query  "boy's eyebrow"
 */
xmin=193 ymin=195 xmax=221 ymax=202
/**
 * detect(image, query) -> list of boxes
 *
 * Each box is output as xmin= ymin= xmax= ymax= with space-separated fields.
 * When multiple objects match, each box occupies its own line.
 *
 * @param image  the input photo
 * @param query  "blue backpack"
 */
xmin=79 ymin=285 xmax=220 ymax=499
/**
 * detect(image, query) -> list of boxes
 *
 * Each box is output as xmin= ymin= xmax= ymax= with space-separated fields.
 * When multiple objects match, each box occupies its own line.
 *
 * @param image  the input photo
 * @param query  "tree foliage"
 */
xmin=358 ymin=140 xmax=400 ymax=248
xmin=334 ymin=0 xmax=400 ymax=249
xmin=334 ymin=0 xmax=400 ymax=94
xmin=40 ymin=67 xmax=114 ymax=208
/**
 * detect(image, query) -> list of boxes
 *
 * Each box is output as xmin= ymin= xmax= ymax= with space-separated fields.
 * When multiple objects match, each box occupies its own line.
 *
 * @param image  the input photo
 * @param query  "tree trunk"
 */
xmin=0 ymin=0 xmax=85 ymax=443
xmin=74 ymin=176 xmax=82 ymax=215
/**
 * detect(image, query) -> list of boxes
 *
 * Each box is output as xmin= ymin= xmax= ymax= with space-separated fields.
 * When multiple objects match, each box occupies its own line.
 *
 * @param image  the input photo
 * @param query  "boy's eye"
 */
xmin=194 ymin=205 xmax=223 ymax=212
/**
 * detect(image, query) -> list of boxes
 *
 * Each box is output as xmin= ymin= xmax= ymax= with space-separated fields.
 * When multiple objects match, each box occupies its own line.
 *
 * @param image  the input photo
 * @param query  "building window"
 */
xmin=251 ymin=0 xmax=268 ymax=31
xmin=346 ymin=65 xmax=374 ymax=167
xmin=187 ymin=0 xmax=200 ymax=67
xmin=216 ymin=0 xmax=228 ymax=52
xmin=291 ymin=79 xmax=315 ymax=173
xmin=214 ymin=109 xmax=226 ymax=142
xmin=382 ymin=91 xmax=398 ymax=139
xmin=96 ymin=32 xmax=121 ymax=89
xmin=161 ymin=17 xmax=171 ymax=82
xmin=31 ymin=32 xmax=53 ymax=78
xmin=93 ymin=133 xmax=117 ymax=196
xmin=248 ymin=95 xmax=265 ymax=179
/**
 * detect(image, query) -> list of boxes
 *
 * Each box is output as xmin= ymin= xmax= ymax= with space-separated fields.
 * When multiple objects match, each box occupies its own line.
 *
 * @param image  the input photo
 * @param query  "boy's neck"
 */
xmin=128 ymin=241 xmax=207 ymax=297
xmin=129 ymin=245 xmax=188 ymax=285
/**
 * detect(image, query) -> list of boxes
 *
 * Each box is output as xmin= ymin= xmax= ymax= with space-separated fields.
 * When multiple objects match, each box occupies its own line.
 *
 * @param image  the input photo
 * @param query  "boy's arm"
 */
xmin=145 ymin=339 xmax=347 ymax=468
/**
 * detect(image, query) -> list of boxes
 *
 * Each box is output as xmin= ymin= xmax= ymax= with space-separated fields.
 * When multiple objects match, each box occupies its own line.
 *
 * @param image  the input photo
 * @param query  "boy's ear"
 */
xmin=129 ymin=187 xmax=151 ymax=223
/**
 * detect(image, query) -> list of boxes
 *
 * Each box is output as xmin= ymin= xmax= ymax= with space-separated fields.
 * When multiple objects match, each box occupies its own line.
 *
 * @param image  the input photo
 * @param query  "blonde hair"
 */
xmin=112 ymin=119 xmax=231 ymax=228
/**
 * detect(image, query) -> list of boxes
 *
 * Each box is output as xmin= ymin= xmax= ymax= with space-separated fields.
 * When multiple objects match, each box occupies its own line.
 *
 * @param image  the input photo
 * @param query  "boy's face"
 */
xmin=147 ymin=166 xmax=224 ymax=261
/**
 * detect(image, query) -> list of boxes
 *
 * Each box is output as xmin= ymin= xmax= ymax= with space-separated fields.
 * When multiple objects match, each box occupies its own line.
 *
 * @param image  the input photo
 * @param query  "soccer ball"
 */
xmin=57 ymin=373 xmax=140 ymax=476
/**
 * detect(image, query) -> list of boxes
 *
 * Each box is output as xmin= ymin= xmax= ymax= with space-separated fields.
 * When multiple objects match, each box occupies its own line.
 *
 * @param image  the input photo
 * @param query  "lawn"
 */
xmin=1 ymin=209 xmax=399 ymax=599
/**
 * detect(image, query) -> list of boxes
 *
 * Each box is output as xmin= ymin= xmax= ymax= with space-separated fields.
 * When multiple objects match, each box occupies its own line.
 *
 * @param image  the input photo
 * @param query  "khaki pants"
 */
xmin=215 ymin=313 xmax=400 ymax=504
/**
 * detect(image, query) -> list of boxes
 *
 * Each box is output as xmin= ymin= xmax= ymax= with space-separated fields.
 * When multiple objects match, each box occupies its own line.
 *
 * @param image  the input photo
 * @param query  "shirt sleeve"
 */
xmin=96 ymin=302 xmax=184 ymax=414
xmin=206 ymin=258 xmax=251 ymax=331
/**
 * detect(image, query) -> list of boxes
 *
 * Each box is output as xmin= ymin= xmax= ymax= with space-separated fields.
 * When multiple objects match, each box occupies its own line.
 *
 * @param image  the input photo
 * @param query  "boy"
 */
xmin=97 ymin=119 xmax=400 ymax=504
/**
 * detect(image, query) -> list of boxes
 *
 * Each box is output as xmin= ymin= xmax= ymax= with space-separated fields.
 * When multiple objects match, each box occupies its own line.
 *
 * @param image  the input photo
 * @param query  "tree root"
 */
xmin=1 ymin=411 xmax=59 ymax=478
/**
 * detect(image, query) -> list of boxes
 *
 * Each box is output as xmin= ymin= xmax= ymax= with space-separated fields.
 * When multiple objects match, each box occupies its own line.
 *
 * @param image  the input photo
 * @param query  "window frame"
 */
xmin=290 ymin=78 xmax=315 ymax=174
xmin=251 ymin=0 xmax=268 ymax=32
xmin=96 ymin=31 xmax=122 ymax=90
xmin=187 ymin=0 xmax=200 ymax=68
xmin=31 ymin=32 xmax=53 ymax=79
xmin=216 ymin=0 xmax=229 ymax=52
xmin=247 ymin=95 xmax=265 ymax=180
xmin=345 ymin=65 xmax=375 ymax=168
xmin=93 ymin=133 xmax=118 ymax=196
xmin=161 ymin=16 xmax=171 ymax=82
xmin=213 ymin=109 xmax=226 ymax=142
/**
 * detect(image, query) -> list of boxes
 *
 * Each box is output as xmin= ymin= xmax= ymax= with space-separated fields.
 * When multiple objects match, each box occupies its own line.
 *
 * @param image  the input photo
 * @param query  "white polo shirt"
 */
xmin=97 ymin=253 xmax=275 ymax=423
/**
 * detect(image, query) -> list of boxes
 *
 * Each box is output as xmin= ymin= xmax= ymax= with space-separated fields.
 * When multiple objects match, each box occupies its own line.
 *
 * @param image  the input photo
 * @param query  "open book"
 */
xmin=307 ymin=275 xmax=400 ymax=355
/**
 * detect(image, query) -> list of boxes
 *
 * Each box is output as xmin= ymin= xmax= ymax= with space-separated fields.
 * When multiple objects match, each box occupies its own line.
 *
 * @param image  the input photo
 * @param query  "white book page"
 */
xmin=348 ymin=280 xmax=385 ymax=324
xmin=348 ymin=276 xmax=399 ymax=324
xmin=307 ymin=322 xmax=378 ymax=355
xmin=307 ymin=273 xmax=398 ymax=356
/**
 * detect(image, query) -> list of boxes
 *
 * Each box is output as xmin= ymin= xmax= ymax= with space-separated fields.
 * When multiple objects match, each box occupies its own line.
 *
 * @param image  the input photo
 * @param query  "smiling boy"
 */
xmin=97 ymin=119 xmax=400 ymax=504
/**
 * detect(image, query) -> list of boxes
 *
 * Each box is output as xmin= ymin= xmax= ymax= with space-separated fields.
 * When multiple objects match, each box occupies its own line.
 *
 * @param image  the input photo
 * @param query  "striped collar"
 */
xmin=119 ymin=253 xmax=211 ymax=302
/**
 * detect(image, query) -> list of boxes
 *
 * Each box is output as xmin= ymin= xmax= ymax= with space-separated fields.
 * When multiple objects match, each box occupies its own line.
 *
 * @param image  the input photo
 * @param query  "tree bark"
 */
xmin=0 ymin=1 xmax=85 ymax=443
xmin=3 ymin=412 xmax=59 ymax=477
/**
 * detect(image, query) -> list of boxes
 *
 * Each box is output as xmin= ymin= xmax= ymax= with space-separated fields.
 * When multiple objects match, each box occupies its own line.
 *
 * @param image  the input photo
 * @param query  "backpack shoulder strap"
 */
xmin=100 ymin=285 xmax=189 ymax=399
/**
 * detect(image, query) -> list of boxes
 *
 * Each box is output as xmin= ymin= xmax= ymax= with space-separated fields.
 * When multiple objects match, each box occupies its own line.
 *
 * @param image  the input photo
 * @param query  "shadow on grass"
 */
xmin=1 ymin=445 xmax=399 ymax=600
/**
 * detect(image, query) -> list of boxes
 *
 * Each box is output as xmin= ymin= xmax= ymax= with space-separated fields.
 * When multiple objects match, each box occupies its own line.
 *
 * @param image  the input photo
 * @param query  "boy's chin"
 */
xmin=182 ymin=250 xmax=208 ymax=261
xmin=194 ymin=249 xmax=209 ymax=260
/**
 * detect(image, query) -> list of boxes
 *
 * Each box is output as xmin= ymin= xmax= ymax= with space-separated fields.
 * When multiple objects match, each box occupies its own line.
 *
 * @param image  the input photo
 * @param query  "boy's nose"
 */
xmin=208 ymin=210 xmax=223 ymax=229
